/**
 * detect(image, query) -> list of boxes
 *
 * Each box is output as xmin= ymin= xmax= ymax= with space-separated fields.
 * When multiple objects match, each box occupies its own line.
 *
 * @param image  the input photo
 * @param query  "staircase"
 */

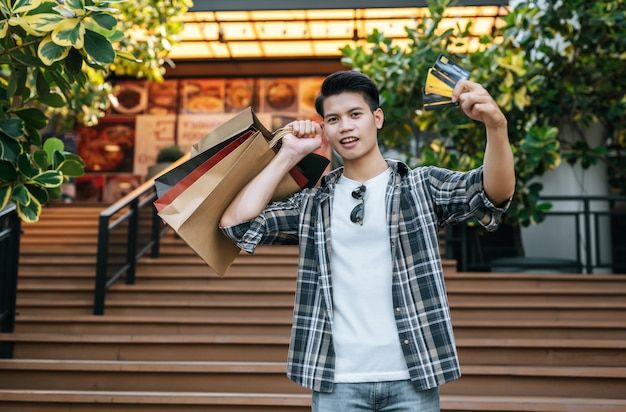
xmin=1 ymin=204 xmax=626 ymax=411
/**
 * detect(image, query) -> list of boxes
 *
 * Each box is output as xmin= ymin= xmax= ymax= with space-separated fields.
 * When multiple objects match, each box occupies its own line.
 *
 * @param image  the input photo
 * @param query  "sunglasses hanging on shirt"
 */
xmin=350 ymin=185 xmax=366 ymax=225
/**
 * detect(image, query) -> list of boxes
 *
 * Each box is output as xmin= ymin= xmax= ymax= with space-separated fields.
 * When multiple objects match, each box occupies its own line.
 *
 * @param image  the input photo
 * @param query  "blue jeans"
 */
xmin=311 ymin=380 xmax=440 ymax=412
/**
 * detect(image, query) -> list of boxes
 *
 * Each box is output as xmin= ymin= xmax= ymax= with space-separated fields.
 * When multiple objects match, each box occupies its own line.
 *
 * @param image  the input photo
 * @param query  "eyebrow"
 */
xmin=323 ymin=106 xmax=364 ymax=121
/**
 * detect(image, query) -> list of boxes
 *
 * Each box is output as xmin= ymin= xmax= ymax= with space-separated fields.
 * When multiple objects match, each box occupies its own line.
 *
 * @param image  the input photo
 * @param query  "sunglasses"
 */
xmin=350 ymin=185 xmax=366 ymax=225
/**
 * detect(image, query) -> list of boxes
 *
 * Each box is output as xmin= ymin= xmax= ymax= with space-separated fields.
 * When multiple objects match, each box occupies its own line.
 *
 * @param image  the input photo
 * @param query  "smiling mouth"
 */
xmin=340 ymin=137 xmax=358 ymax=144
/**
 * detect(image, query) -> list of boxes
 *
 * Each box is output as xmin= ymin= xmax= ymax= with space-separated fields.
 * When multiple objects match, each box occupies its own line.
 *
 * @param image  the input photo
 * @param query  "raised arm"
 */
xmin=452 ymin=79 xmax=515 ymax=205
xmin=219 ymin=120 xmax=323 ymax=227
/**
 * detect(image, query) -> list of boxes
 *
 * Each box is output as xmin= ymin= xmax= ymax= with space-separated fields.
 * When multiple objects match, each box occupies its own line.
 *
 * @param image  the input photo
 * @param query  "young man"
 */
xmin=220 ymin=70 xmax=515 ymax=411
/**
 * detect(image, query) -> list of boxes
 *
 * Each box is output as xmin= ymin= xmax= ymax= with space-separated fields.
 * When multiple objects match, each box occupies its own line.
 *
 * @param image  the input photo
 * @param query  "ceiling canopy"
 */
xmin=169 ymin=1 xmax=509 ymax=60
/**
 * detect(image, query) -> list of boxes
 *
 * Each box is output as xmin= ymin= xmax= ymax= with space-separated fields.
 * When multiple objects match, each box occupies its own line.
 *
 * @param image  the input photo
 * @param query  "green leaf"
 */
xmin=38 ymin=92 xmax=65 ymax=107
xmin=107 ymin=29 xmax=124 ymax=42
xmin=35 ymin=69 xmax=51 ymax=96
xmin=0 ymin=185 xmax=10 ymax=210
xmin=43 ymin=137 xmax=64 ymax=161
xmin=17 ymin=13 xmax=65 ymax=33
xmin=83 ymin=28 xmax=115 ymax=64
xmin=115 ymin=50 xmax=141 ymax=63
xmin=7 ymin=66 xmax=27 ymax=98
xmin=33 ymin=149 xmax=48 ymax=170
xmin=0 ymin=1 xmax=9 ymax=15
xmin=92 ymin=12 xmax=117 ymax=31
xmin=65 ymin=47 xmax=83 ymax=74
xmin=65 ymin=0 xmax=85 ymax=11
xmin=46 ymin=185 xmax=62 ymax=200
xmin=0 ymin=134 xmax=22 ymax=161
xmin=16 ymin=195 xmax=42 ymax=223
xmin=24 ymin=124 xmax=42 ymax=147
xmin=25 ymin=183 xmax=49 ymax=205
xmin=64 ymin=153 xmax=85 ymax=166
xmin=11 ymin=52 xmax=43 ymax=67
xmin=13 ymin=0 xmax=42 ymax=14
xmin=0 ymin=159 xmax=17 ymax=181
xmin=52 ymin=18 xmax=85 ymax=48
xmin=57 ymin=159 xmax=84 ymax=176
xmin=14 ymin=108 xmax=48 ymax=130
xmin=11 ymin=183 xmax=29 ymax=205
xmin=38 ymin=35 xmax=71 ymax=66
xmin=17 ymin=152 xmax=37 ymax=178
xmin=0 ymin=118 xmax=24 ymax=139
xmin=0 ymin=20 xmax=8 ymax=39
xmin=52 ymin=150 xmax=64 ymax=169
xmin=32 ymin=170 xmax=64 ymax=188
xmin=48 ymin=69 xmax=72 ymax=95
xmin=29 ymin=0 xmax=58 ymax=14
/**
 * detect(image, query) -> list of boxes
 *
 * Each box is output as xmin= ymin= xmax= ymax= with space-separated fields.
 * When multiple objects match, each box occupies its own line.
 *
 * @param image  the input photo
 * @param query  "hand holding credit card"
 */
xmin=423 ymin=54 xmax=470 ymax=111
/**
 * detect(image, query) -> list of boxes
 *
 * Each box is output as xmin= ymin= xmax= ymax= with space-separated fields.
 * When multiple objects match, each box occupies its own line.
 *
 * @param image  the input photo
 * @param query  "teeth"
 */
xmin=341 ymin=137 xmax=358 ymax=144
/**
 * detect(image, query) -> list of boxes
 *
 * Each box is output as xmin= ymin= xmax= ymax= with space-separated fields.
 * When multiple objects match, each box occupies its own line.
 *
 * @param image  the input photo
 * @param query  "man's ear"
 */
xmin=374 ymin=107 xmax=384 ymax=129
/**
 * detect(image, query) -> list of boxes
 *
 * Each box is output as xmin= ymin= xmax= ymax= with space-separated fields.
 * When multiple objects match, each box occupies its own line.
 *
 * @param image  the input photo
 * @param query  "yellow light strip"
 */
xmin=170 ymin=6 xmax=508 ymax=59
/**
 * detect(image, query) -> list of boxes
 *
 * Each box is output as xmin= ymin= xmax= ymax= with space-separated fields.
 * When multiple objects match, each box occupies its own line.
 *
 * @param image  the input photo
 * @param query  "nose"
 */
xmin=339 ymin=116 xmax=355 ymax=132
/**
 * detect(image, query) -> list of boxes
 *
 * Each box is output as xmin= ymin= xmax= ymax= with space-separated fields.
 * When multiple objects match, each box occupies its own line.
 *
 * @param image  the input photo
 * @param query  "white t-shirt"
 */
xmin=330 ymin=168 xmax=410 ymax=383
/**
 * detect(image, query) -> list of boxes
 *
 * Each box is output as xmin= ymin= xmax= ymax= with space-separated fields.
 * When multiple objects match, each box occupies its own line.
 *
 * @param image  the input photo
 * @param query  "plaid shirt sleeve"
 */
xmin=220 ymin=191 xmax=306 ymax=253
xmin=425 ymin=165 xmax=510 ymax=231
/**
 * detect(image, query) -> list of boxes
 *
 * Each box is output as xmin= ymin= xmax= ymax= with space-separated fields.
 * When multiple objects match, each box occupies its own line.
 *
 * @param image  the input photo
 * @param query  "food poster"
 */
xmin=111 ymin=81 xmax=148 ymax=115
xmin=147 ymin=79 xmax=180 ymax=115
xmin=225 ymin=78 xmax=255 ymax=113
xmin=180 ymin=79 xmax=225 ymax=114
xmin=259 ymin=77 xmax=299 ymax=113
xmin=133 ymin=114 xmax=177 ymax=176
xmin=299 ymin=77 xmax=324 ymax=114
xmin=76 ymin=118 xmax=136 ymax=174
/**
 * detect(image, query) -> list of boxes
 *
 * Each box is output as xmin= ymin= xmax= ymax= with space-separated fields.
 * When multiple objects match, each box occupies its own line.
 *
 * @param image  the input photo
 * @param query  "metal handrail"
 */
xmin=0 ymin=203 xmax=21 ymax=358
xmin=447 ymin=194 xmax=626 ymax=274
xmin=93 ymin=179 xmax=166 ymax=315
xmin=93 ymin=156 xmax=190 ymax=315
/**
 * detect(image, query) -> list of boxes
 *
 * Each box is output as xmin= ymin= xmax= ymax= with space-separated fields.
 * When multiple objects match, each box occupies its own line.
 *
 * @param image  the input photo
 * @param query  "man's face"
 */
xmin=321 ymin=91 xmax=384 ymax=162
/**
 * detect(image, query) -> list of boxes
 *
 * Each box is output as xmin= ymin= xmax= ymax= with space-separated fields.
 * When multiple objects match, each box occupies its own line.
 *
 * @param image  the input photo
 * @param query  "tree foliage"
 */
xmin=341 ymin=0 xmax=626 ymax=229
xmin=0 ymin=0 xmax=190 ymax=222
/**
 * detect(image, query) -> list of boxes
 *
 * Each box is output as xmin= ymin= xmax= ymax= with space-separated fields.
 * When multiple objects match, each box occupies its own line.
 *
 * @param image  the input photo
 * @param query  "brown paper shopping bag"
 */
xmin=188 ymin=106 xmax=324 ymax=201
xmin=157 ymin=131 xmax=285 ymax=275
xmin=153 ymin=130 xmax=254 ymax=212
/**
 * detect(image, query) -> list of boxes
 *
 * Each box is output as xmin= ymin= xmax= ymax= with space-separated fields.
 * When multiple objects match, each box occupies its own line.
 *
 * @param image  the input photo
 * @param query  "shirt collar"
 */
xmin=320 ymin=159 xmax=410 ymax=188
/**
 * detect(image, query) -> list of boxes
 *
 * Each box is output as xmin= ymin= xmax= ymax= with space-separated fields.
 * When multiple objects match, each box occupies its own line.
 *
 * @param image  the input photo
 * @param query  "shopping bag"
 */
xmin=154 ymin=124 xmax=256 ymax=199
xmin=153 ymin=130 xmax=255 ymax=212
xmin=155 ymin=106 xmax=329 ymax=204
xmin=190 ymin=106 xmax=267 ymax=157
xmin=157 ymin=130 xmax=289 ymax=275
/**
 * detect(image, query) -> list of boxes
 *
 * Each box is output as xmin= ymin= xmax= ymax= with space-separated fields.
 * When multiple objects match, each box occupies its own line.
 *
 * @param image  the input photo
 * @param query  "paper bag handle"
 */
xmin=269 ymin=126 xmax=293 ymax=148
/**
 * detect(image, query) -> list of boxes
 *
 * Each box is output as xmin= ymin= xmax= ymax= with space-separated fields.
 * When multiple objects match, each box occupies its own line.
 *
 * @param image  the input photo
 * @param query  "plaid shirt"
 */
xmin=221 ymin=160 xmax=509 ymax=393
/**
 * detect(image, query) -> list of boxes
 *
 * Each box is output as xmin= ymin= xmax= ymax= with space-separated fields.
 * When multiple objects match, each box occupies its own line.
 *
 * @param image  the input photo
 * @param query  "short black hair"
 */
xmin=314 ymin=70 xmax=380 ymax=117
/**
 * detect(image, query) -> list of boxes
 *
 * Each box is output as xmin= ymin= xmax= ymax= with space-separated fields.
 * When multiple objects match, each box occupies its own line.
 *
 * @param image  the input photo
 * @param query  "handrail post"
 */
xmin=93 ymin=214 xmax=110 ymax=315
xmin=126 ymin=199 xmax=139 ymax=285
xmin=151 ymin=205 xmax=161 ymax=258
xmin=583 ymin=198 xmax=592 ymax=274
xmin=0 ymin=204 xmax=20 ymax=358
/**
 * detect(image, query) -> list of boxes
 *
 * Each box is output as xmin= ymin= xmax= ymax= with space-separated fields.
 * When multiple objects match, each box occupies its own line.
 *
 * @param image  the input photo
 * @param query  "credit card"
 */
xmin=423 ymin=100 xmax=459 ymax=111
xmin=422 ymin=54 xmax=470 ymax=111
xmin=433 ymin=54 xmax=470 ymax=84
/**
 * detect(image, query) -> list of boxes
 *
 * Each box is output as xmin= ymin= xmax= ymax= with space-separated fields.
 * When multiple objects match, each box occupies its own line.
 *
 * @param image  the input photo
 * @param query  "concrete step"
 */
xmin=13 ymin=315 xmax=626 ymax=340
xmin=5 ymin=332 xmax=625 ymax=368
xmin=1 ymin=391 xmax=625 ymax=412
xmin=0 ymin=360 xmax=624 ymax=399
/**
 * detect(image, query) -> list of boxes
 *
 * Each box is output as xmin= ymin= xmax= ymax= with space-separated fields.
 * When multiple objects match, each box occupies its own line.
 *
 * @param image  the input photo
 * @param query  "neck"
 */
xmin=343 ymin=155 xmax=388 ymax=184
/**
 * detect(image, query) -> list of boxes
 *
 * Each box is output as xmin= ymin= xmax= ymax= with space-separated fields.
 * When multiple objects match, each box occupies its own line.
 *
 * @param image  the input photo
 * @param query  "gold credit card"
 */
xmin=434 ymin=54 xmax=470 ymax=84
xmin=423 ymin=54 xmax=470 ymax=110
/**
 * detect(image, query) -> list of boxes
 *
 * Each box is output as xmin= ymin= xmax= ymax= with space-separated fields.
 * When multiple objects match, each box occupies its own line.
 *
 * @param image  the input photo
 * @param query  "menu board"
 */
xmin=72 ymin=76 xmax=329 ymax=203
